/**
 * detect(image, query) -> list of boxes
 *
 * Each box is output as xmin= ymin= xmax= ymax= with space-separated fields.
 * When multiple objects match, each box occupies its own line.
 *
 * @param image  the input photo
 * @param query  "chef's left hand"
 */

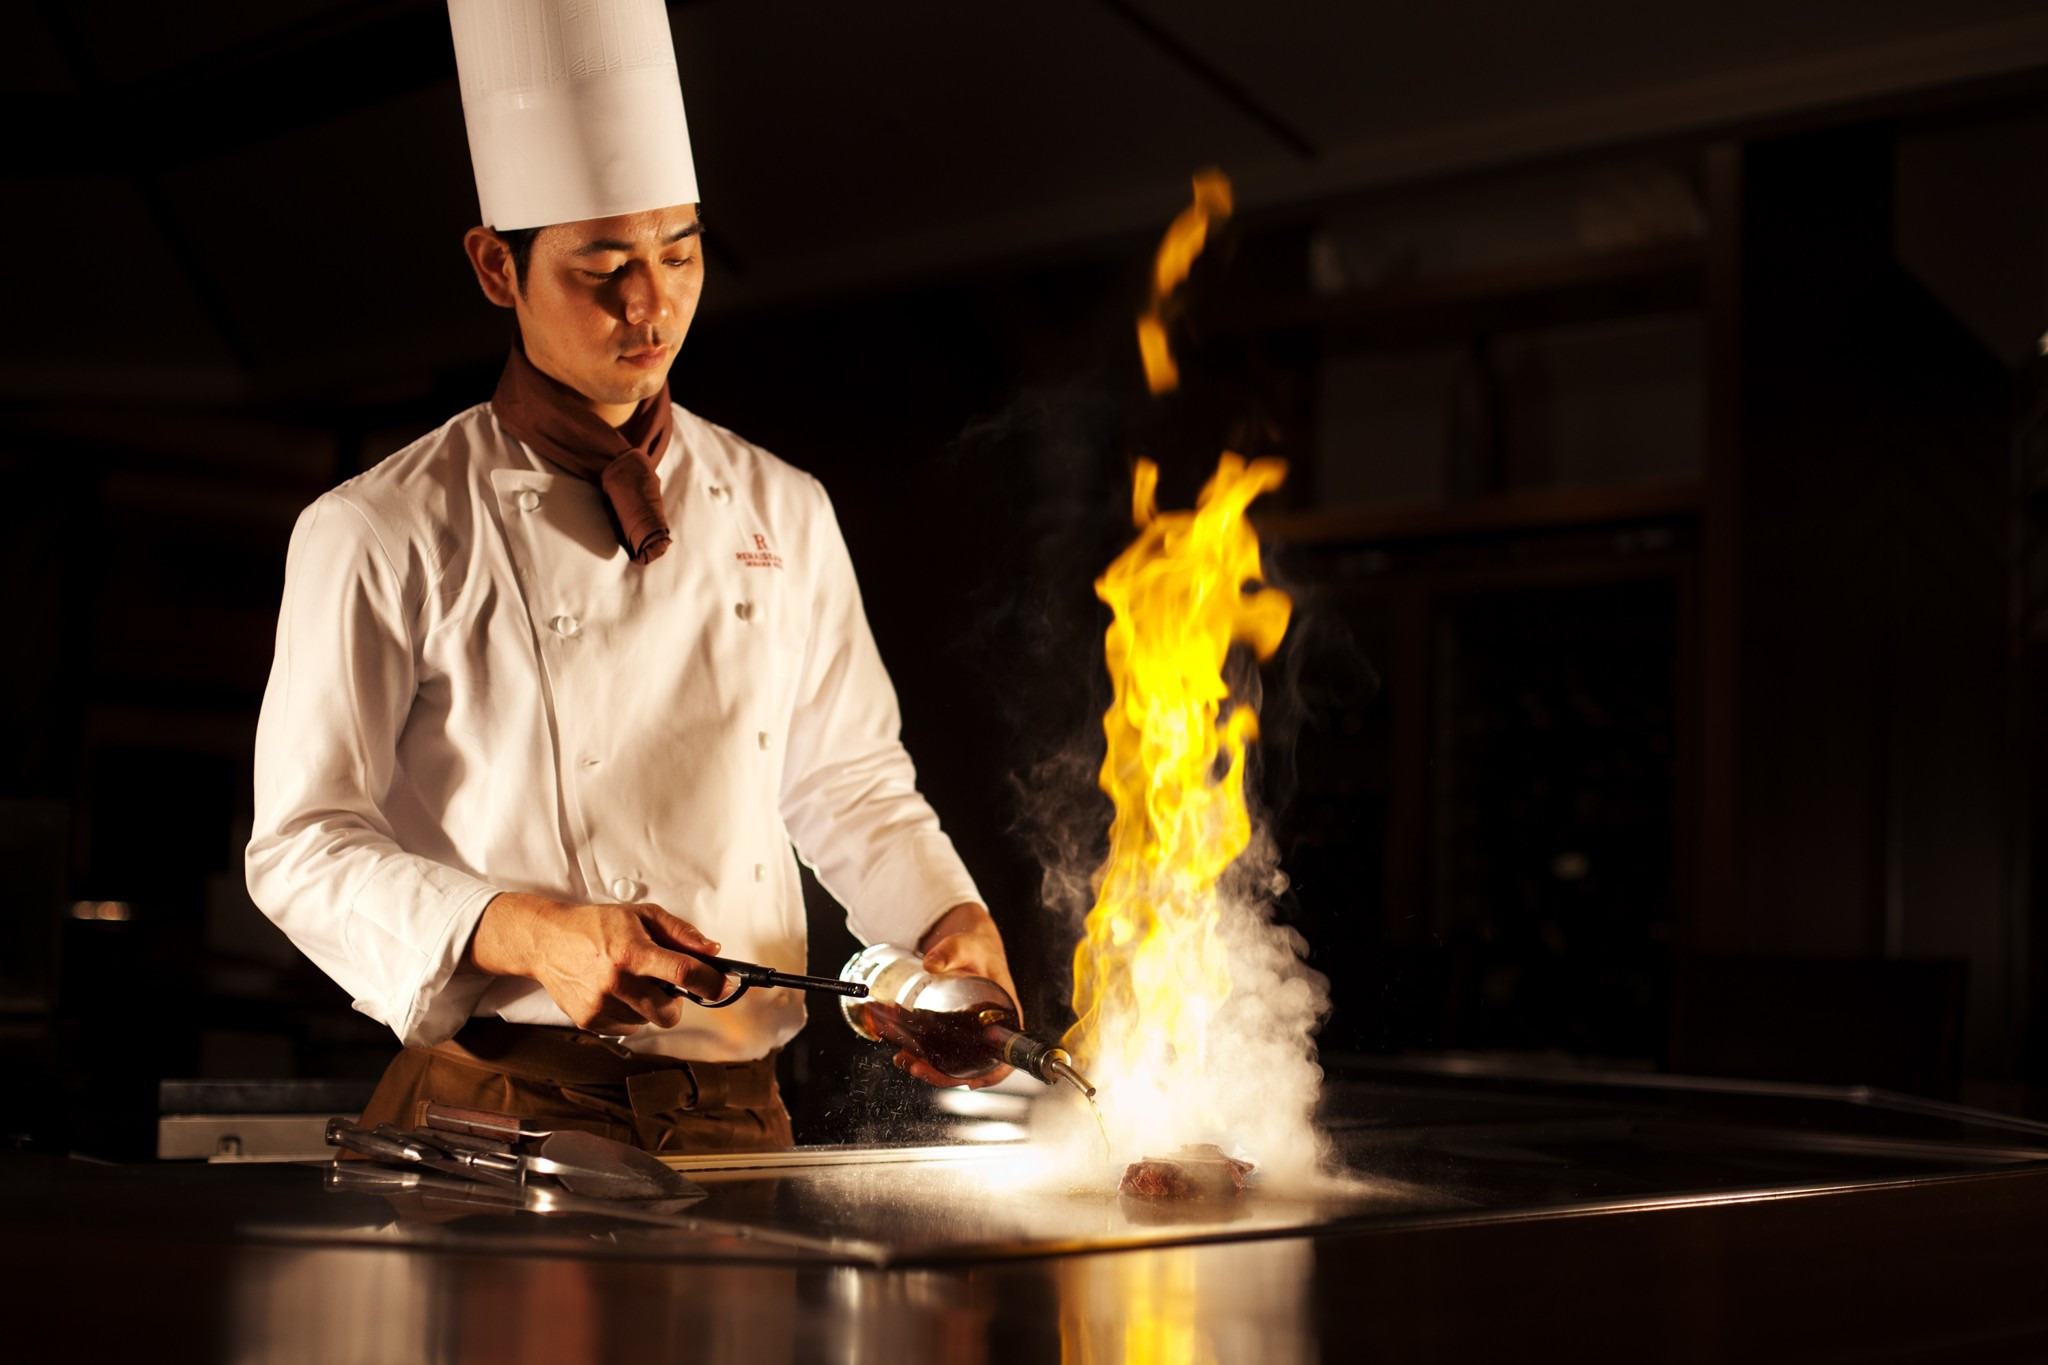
xmin=898 ymin=902 xmax=1019 ymax=1090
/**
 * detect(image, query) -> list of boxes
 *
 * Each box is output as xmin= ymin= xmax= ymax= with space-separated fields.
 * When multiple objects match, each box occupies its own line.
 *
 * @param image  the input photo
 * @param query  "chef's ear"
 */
xmin=463 ymin=226 xmax=524 ymax=309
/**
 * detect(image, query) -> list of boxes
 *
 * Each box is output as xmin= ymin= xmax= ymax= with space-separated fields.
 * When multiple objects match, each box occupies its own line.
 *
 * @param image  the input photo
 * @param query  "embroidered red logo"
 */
xmin=736 ymin=531 xmax=783 ymax=571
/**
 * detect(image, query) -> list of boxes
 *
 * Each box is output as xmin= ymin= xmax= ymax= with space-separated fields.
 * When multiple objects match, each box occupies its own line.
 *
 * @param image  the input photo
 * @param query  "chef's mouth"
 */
xmin=618 ymin=342 xmax=672 ymax=368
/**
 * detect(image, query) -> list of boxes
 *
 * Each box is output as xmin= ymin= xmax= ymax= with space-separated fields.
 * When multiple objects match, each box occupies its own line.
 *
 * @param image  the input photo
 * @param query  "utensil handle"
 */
xmin=326 ymin=1119 xmax=425 ymax=1166
xmin=658 ymin=950 xmax=870 ymax=1001
xmin=763 ymin=971 xmax=868 ymax=998
xmin=421 ymin=1102 xmax=551 ymax=1141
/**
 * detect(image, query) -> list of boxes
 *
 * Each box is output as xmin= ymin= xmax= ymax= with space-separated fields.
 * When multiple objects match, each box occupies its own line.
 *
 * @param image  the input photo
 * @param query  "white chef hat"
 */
xmin=446 ymin=0 xmax=700 ymax=231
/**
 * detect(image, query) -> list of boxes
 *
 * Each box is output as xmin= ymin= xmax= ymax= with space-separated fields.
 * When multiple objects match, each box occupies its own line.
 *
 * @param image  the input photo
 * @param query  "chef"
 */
xmin=245 ymin=0 xmax=1015 ymax=1153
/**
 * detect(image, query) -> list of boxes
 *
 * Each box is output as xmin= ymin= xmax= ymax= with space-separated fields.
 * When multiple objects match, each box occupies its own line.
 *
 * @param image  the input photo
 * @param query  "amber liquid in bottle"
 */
xmin=859 ymin=1000 xmax=1017 ymax=1078
xmin=840 ymin=944 xmax=1097 ymax=1098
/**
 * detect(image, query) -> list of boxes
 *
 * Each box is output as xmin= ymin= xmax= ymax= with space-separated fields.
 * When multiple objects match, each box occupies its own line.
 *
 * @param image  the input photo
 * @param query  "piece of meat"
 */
xmin=1118 ymin=1143 xmax=1255 ymax=1199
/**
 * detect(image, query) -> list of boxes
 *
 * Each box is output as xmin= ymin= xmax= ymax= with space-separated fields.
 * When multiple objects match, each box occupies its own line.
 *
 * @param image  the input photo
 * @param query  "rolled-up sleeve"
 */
xmin=245 ymin=494 xmax=498 ymax=1047
xmin=777 ymin=482 xmax=984 ymax=949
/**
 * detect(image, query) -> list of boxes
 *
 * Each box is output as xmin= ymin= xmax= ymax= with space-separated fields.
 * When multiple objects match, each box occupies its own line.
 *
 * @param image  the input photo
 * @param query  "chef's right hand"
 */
xmin=463 ymin=892 xmax=731 ymax=1033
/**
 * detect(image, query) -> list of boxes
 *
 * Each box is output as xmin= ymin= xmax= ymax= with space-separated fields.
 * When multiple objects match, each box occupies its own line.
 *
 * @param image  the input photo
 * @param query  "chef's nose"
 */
xmin=619 ymin=265 xmax=668 ymax=327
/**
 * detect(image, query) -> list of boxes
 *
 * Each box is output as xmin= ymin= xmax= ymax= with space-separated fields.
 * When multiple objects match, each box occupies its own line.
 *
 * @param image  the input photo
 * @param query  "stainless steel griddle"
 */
xmin=645 ymin=1144 xmax=1462 ymax=1265
xmin=184 ymin=1060 xmax=2048 ymax=1268
xmin=12 ymin=1062 xmax=2048 ymax=1360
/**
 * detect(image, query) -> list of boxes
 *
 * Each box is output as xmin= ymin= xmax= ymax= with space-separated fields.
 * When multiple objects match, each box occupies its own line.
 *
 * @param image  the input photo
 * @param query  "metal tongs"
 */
xmin=325 ymin=1103 xmax=702 ymax=1202
xmin=657 ymin=947 xmax=869 ymax=1009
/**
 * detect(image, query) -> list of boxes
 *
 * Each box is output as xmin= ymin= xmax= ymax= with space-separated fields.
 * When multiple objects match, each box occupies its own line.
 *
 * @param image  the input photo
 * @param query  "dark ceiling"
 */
xmin=6 ymin=0 xmax=2048 ymax=406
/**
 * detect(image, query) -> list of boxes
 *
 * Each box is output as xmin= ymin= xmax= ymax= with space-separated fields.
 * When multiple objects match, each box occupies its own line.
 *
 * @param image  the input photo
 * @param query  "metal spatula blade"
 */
xmin=536 ymin=1128 xmax=702 ymax=1201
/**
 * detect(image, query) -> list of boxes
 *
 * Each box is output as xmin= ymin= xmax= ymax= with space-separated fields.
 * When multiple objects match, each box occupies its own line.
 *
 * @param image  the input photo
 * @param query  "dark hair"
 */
xmin=496 ymin=226 xmax=542 ymax=289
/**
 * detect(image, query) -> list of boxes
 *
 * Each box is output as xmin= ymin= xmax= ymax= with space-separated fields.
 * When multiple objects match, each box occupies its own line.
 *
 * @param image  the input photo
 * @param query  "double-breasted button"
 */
xmin=757 ymin=731 xmax=772 ymax=750
xmin=708 ymin=485 xmax=732 ymax=504
xmin=551 ymin=615 xmax=581 ymax=638
xmin=514 ymin=490 xmax=540 ymax=511
xmin=611 ymin=877 xmax=643 ymax=901
xmin=734 ymin=602 xmax=754 ymax=622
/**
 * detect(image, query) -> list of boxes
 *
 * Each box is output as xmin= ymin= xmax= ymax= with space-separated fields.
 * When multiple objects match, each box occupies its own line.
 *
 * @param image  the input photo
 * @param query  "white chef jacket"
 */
xmin=246 ymin=401 xmax=982 ymax=1060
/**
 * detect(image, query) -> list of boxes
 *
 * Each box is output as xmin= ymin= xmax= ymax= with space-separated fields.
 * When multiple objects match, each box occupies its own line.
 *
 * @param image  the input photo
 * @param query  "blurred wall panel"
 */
xmin=1725 ymin=125 xmax=2017 ymax=1073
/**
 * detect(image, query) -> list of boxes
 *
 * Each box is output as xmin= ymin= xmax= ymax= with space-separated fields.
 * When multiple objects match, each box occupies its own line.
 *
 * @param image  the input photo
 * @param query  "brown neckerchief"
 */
xmin=490 ymin=341 xmax=675 ymax=564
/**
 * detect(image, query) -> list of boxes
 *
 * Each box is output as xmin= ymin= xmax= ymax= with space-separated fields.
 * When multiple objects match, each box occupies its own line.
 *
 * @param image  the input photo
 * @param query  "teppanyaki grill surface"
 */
xmin=619 ymin=1067 xmax=2048 ymax=1265
xmin=13 ymin=1066 xmax=2048 ymax=1361
xmin=8 ymin=1066 xmax=2045 ymax=1272
xmin=654 ymin=1144 xmax=1461 ymax=1265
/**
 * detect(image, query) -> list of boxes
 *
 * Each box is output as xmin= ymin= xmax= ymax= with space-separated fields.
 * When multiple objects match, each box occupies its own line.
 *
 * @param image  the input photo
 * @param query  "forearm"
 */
xmin=249 ymin=492 xmax=501 ymax=1044
xmin=246 ymin=817 xmax=499 ymax=1046
xmin=785 ymin=754 xmax=984 ymax=947
xmin=462 ymin=891 xmax=554 ymax=978
xmin=779 ymin=493 xmax=985 ymax=946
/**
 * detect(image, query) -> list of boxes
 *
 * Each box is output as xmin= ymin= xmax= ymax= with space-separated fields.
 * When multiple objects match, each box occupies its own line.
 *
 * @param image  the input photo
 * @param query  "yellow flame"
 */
xmin=1066 ymin=454 xmax=1290 ymax=1154
xmin=1137 ymin=168 xmax=1233 ymax=394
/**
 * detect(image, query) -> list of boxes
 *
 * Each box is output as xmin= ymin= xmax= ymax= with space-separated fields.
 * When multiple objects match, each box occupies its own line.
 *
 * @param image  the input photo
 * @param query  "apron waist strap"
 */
xmin=435 ymin=1018 xmax=778 ymax=1112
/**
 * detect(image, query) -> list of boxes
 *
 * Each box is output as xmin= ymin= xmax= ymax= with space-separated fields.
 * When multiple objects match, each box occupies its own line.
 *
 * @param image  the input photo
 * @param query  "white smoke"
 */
xmin=1032 ymin=778 xmax=1333 ymax=1191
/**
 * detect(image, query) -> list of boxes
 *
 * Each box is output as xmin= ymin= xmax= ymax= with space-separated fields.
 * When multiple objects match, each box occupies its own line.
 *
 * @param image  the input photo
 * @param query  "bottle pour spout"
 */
xmin=1041 ymin=1051 xmax=1097 ymax=1100
xmin=998 ymin=1031 xmax=1097 ymax=1098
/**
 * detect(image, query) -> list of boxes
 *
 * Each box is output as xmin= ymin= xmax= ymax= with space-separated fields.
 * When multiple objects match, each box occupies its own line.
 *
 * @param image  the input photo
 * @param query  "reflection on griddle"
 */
xmin=1115 ymin=1192 xmax=1252 ymax=1228
xmin=1058 ymin=1241 xmax=1315 ymax=1365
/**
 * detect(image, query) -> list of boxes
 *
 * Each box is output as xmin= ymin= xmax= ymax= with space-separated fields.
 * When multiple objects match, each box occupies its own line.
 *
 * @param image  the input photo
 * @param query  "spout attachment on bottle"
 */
xmin=997 ymin=1031 xmax=1098 ymax=1097
xmin=1040 ymin=1051 xmax=1098 ymax=1100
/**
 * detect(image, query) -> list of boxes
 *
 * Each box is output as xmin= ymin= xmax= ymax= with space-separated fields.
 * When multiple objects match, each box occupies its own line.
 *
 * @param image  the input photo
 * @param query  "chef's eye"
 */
xmin=583 ymin=267 xmax=625 ymax=282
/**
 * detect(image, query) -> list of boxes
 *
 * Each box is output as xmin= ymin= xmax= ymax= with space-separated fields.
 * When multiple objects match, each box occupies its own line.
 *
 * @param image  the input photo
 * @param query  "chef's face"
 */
xmin=465 ymin=204 xmax=704 ymax=426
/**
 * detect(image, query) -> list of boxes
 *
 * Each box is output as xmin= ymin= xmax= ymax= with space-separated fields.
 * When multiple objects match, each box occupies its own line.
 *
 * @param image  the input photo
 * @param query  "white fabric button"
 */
xmin=514 ymin=490 xmax=540 ymax=511
xmin=757 ymin=731 xmax=771 ymax=750
xmin=551 ymin=615 xmax=581 ymax=638
xmin=708 ymin=484 xmax=731 ymax=503
xmin=734 ymin=602 xmax=753 ymax=622
xmin=610 ymin=877 xmax=643 ymax=901
xmin=753 ymin=863 xmax=766 ymax=883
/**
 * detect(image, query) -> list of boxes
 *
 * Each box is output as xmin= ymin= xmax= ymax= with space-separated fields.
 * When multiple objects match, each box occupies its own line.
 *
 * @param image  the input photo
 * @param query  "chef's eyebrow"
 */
xmin=571 ymin=223 xmax=704 ymax=257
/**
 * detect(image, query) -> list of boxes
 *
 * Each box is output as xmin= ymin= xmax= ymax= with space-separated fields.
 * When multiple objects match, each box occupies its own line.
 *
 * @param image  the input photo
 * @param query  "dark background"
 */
xmin=4 ymin=0 xmax=2048 ymax=1155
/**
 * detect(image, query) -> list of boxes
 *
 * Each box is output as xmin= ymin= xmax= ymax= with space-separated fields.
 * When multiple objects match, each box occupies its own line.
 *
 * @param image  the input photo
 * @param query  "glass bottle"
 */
xmin=839 ymin=944 xmax=1094 ymax=1096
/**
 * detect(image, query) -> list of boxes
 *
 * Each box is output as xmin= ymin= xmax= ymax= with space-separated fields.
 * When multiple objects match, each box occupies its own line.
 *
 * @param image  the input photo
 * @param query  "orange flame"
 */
xmin=1137 ymin=168 xmax=1233 ymax=395
xmin=1066 ymin=453 xmax=1291 ymax=1156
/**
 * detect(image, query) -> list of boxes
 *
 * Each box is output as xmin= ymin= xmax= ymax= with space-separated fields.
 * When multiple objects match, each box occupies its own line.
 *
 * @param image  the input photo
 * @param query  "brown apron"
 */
xmin=356 ymin=1018 xmax=794 ymax=1154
